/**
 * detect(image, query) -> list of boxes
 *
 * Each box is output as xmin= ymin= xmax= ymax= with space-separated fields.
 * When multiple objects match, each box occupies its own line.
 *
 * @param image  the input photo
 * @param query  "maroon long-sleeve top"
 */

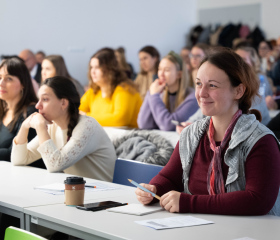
xmin=150 ymin=133 xmax=280 ymax=215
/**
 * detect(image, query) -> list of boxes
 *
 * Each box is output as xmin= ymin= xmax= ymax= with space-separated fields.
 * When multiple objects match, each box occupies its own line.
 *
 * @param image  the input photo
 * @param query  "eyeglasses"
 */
xmin=189 ymin=54 xmax=204 ymax=59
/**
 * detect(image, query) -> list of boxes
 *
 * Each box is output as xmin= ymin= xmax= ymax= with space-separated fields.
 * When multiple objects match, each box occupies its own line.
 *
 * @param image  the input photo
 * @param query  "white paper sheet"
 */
xmin=34 ymin=182 xmax=119 ymax=195
xmin=135 ymin=216 xmax=214 ymax=230
xmin=232 ymin=238 xmax=256 ymax=240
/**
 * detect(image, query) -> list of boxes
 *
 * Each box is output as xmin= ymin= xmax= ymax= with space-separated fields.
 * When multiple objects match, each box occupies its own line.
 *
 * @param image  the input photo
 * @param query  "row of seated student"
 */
xmin=7 ymin=41 xmax=280 ymax=130
xmin=17 ymin=42 xmax=280 ymax=126
xmin=1 ymin=45 xmax=279 ymax=168
xmin=0 ymin=46 xmax=279 ymax=221
xmin=3 ymin=44 xmax=280 ymax=140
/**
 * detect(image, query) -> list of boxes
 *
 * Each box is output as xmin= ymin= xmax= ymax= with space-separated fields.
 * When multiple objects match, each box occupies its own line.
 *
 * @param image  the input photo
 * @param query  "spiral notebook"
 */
xmin=107 ymin=203 xmax=163 ymax=216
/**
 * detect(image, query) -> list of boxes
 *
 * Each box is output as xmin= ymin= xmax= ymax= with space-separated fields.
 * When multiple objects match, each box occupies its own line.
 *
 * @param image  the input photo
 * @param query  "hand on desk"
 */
xmin=136 ymin=184 xmax=180 ymax=213
xmin=135 ymin=183 xmax=157 ymax=205
xmin=160 ymin=191 xmax=180 ymax=213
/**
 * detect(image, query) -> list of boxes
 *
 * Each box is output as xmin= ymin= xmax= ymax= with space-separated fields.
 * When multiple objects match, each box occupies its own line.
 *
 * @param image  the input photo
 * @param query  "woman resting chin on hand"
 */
xmin=12 ymin=76 xmax=117 ymax=182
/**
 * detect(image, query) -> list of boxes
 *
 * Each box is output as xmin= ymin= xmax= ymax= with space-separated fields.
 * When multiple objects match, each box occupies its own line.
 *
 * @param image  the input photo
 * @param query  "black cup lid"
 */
xmin=64 ymin=177 xmax=86 ymax=185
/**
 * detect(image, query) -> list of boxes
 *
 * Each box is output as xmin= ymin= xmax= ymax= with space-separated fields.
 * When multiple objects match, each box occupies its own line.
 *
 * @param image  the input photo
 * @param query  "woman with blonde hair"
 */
xmin=134 ymin=46 xmax=160 ymax=99
xmin=79 ymin=48 xmax=142 ymax=128
xmin=41 ymin=55 xmax=84 ymax=97
xmin=137 ymin=51 xmax=199 ymax=131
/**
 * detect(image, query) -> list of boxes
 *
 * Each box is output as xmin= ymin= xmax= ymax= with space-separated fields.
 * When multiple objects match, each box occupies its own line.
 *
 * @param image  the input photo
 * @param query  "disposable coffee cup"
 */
xmin=64 ymin=177 xmax=86 ymax=206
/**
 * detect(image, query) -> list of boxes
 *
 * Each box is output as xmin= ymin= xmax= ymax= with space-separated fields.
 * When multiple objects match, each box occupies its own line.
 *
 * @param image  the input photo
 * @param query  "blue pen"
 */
xmin=128 ymin=179 xmax=161 ymax=200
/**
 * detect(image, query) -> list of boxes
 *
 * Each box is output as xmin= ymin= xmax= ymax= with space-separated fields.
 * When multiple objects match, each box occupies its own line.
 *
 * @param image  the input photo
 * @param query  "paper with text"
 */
xmin=135 ymin=216 xmax=214 ymax=230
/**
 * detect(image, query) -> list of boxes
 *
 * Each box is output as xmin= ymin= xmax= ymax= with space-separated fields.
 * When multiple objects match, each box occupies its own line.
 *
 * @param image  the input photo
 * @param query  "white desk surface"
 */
xmin=24 ymin=195 xmax=280 ymax=240
xmin=0 ymin=162 xmax=130 ymax=212
xmin=2 ymin=162 xmax=280 ymax=240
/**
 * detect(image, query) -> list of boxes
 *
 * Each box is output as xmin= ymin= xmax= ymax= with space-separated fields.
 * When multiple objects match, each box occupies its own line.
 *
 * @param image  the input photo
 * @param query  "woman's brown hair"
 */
xmin=42 ymin=76 xmax=80 ymax=140
xmin=88 ymin=48 xmax=138 ymax=97
xmin=115 ymin=47 xmax=131 ymax=72
xmin=134 ymin=46 xmax=160 ymax=98
xmin=43 ymin=55 xmax=72 ymax=81
xmin=138 ymin=46 xmax=160 ymax=75
xmin=0 ymin=57 xmax=38 ymax=131
xmin=199 ymin=47 xmax=261 ymax=120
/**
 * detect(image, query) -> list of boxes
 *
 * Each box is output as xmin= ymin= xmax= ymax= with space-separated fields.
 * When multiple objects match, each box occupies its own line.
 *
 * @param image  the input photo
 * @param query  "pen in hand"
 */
xmin=128 ymin=179 xmax=161 ymax=200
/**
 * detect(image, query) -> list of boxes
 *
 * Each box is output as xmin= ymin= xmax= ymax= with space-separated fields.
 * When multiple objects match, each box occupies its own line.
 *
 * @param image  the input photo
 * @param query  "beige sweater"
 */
xmin=11 ymin=115 xmax=117 ymax=182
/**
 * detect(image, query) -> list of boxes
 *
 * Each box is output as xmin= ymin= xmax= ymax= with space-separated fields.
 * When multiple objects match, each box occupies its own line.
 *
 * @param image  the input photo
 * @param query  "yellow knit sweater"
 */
xmin=80 ymin=85 xmax=142 ymax=128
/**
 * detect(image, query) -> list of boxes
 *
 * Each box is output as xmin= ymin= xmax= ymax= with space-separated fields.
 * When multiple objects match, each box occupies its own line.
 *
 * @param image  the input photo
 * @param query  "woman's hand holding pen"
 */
xmin=135 ymin=183 xmax=157 ymax=205
xmin=160 ymin=191 xmax=180 ymax=213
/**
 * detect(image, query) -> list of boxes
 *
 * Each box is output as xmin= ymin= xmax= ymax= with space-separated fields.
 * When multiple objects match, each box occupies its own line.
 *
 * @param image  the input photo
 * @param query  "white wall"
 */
xmin=0 ymin=0 xmax=196 ymax=85
xmin=197 ymin=0 xmax=280 ymax=39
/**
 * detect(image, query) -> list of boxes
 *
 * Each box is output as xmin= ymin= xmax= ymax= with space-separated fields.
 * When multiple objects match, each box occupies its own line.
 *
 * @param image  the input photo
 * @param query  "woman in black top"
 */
xmin=0 ymin=57 xmax=39 ymax=162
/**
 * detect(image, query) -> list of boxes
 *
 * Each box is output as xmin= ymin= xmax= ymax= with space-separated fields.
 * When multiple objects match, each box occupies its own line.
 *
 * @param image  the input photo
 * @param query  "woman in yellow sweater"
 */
xmin=80 ymin=48 xmax=142 ymax=128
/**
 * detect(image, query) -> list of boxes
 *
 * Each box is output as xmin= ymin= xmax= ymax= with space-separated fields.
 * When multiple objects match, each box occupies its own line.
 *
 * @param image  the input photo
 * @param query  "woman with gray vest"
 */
xmin=135 ymin=48 xmax=280 ymax=216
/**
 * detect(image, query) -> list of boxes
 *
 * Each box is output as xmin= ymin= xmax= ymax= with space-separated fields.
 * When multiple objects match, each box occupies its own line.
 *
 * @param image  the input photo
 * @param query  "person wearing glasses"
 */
xmin=189 ymin=43 xmax=211 ymax=86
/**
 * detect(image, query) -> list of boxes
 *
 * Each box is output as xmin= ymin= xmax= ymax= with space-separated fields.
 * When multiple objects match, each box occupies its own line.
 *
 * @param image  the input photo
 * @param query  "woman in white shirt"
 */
xmin=11 ymin=76 xmax=116 ymax=181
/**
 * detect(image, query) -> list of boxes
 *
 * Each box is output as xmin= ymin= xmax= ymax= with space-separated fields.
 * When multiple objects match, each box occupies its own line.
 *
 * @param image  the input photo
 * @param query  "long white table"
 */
xmin=1 ymin=162 xmax=280 ymax=240
xmin=0 ymin=162 xmax=131 ymax=229
xmin=24 ymin=199 xmax=280 ymax=240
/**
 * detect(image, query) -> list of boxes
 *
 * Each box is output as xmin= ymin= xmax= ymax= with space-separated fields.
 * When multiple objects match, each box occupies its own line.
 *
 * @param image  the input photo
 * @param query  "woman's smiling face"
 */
xmin=195 ymin=61 xmax=241 ymax=118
